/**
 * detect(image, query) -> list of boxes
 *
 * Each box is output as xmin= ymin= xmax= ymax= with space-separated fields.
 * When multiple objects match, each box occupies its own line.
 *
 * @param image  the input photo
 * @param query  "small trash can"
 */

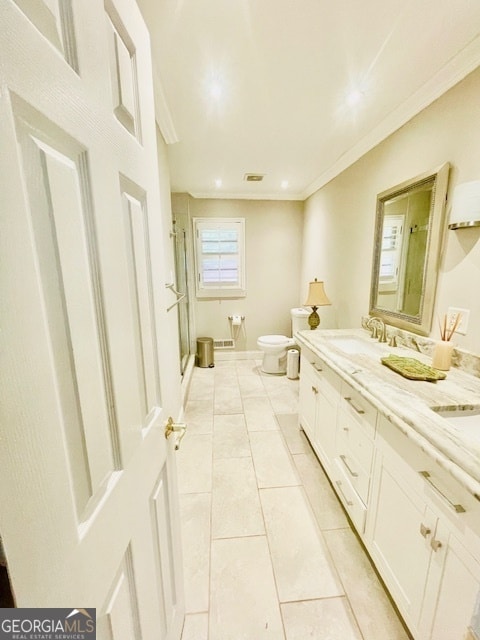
xmin=196 ymin=337 xmax=214 ymax=368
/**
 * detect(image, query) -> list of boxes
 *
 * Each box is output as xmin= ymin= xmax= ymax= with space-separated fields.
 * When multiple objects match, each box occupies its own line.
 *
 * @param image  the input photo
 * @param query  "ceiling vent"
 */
xmin=244 ymin=173 xmax=265 ymax=182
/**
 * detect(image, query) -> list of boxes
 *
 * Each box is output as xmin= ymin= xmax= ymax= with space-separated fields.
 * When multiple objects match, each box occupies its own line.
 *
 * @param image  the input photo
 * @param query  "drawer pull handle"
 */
xmin=430 ymin=539 xmax=442 ymax=552
xmin=340 ymin=454 xmax=359 ymax=477
xmin=311 ymin=385 xmax=318 ymax=394
xmin=420 ymin=523 xmax=431 ymax=538
xmin=419 ymin=471 xmax=466 ymax=514
xmin=311 ymin=362 xmax=323 ymax=372
xmin=335 ymin=480 xmax=353 ymax=506
xmin=344 ymin=396 xmax=365 ymax=414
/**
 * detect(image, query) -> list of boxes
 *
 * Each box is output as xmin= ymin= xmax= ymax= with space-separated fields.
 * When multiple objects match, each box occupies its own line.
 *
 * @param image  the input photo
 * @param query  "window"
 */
xmin=194 ymin=218 xmax=246 ymax=298
xmin=379 ymin=214 xmax=404 ymax=292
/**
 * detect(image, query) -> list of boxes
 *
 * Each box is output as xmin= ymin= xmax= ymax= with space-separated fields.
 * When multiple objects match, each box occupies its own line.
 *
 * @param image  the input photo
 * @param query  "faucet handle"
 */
xmin=388 ymin=334 xmax=397 ymax=347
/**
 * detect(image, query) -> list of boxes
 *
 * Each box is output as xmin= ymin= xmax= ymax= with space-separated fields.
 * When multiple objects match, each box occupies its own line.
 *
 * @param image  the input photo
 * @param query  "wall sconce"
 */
xmin=304 ymin=278 xmax=331 ymax=330
xmin=448 ymin=180 xmax=480 ymax=230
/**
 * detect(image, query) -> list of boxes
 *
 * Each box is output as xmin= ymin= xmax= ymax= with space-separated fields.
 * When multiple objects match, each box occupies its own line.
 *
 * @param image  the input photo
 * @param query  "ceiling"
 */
xmin=136 ymin=0 xmax=480 ymax=201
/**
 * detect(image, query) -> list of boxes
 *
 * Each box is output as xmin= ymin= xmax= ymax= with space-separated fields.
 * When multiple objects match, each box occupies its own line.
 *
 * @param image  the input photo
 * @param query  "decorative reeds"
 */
xmin=438 ymin=312 xmax=462 ymax=342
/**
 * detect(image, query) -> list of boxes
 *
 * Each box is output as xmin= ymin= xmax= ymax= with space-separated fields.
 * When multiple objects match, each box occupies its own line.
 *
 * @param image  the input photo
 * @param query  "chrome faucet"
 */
xmin=367 ymin=317 xmax=387 ymax=343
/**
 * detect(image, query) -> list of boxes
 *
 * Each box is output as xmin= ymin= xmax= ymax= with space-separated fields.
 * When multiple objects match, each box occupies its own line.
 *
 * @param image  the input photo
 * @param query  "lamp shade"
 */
xmin=448 ymin=180 xmax=480 ymax=230
xmin=304 ymin=279 xmax=331 ymax=307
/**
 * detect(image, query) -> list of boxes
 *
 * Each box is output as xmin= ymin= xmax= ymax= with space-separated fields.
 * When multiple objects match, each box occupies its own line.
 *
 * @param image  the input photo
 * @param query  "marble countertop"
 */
xmin=295 ymin=328 xmax=480 ymax=499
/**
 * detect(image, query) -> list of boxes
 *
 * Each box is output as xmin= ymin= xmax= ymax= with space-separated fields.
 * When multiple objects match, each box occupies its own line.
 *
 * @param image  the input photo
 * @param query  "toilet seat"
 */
xmin=257 ymin=335 xmax=292 ymax=347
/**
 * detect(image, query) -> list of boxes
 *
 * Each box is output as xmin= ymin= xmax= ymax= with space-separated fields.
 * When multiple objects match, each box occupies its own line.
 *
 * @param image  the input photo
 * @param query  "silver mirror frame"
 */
xmin=369 ymin=163 xmax=450 ymax=336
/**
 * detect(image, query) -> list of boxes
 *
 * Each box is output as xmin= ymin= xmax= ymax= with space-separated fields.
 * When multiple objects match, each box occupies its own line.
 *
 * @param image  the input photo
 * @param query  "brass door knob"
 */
xmin=164 ymin=417 xmax=187 ymax=450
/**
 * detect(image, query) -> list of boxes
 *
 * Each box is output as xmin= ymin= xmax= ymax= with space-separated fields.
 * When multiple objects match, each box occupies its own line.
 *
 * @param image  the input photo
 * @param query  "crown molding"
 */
xmin=152 ymin=62 xmax=179 ymax=145
xmin=302 ymin=33 xmax=480 ymax=200
xmin=187 ymin=190 xmax=304 ymax=201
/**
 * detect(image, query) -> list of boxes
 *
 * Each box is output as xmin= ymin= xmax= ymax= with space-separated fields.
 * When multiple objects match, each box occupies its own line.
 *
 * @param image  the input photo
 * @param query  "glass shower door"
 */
xmin=173 ymin=228 xmax=190 ymax=375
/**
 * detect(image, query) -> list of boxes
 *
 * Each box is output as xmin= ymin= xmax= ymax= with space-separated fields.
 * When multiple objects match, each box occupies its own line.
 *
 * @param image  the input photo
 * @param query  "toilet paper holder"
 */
xmin=228 ymin=315 xmax=245 ymax=326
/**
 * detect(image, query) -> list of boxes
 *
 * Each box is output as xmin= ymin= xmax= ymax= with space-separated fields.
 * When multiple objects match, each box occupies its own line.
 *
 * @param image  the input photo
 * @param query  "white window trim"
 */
xmin=378 ymin=214 xmax=404 ymax=293
xmin=193 ymin=217 xmax=246 ymax=299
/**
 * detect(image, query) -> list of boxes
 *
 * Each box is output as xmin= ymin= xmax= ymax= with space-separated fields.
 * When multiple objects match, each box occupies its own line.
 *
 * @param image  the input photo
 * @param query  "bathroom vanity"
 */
xmin=296 ymin=327 xmax=480 ymax=640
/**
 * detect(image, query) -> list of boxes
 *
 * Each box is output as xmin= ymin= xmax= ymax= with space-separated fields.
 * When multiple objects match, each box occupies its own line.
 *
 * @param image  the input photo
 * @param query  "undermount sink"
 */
xmin=432 ymin=408 xmax=480 ymax=440
xmin=326 ymin=335 xmax=389 ymax=357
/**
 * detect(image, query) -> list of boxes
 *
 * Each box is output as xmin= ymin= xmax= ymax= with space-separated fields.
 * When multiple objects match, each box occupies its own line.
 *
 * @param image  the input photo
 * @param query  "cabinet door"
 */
xmin=298 ymin=357 xmax=317 ymax=443
xmin=420 ymin=521 xmax=480 ymax=640
xmin=299 ymin=354 xmax=339 ymax=473
xmin=367 ymin=453 xmax=436 ymax=631
xmin=315 ymin=390 xmax=338 ymax=474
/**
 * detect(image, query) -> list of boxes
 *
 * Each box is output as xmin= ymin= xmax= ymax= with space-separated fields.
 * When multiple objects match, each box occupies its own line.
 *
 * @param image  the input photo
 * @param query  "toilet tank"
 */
xmin=291 ymin=307 xmax=310 ymax=335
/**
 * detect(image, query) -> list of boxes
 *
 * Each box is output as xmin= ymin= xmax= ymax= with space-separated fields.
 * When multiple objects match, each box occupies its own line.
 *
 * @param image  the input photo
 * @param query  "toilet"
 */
xmin=257 ymin=308 xmax=310 ymax=374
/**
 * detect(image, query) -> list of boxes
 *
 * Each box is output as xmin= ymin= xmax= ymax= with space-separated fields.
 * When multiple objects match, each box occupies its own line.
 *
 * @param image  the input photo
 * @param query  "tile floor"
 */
xmin=177 ymin=358 xmax=412 ymax=640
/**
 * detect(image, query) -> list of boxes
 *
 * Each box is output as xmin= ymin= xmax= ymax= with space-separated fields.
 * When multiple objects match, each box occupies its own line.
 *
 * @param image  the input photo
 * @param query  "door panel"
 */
xmin=122 ymin=188 xmax=161 ymax=421
xmin=101 ymin=549 xmax=142 ymax=640
xmin=150 ymin=469 xmax=178 ymax=639
xmin=105 ymin=0 xmax=140 ymax=138
xmin=0 ymin=0 xmax=184 ymax=636
xmin=15 ymin=109 xmax=116 ymax=510
xmin=12 ymin=0 xmax=78 ymax=70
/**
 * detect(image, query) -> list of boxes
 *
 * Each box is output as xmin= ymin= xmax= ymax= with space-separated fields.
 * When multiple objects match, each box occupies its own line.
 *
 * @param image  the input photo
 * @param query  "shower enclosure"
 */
xmin=172 ymin=225 xmax=191 ymax=376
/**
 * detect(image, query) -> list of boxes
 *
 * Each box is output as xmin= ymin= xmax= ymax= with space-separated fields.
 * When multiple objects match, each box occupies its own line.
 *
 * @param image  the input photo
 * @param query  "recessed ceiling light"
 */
xmin=346 ymin=89 xmax=364 ymax=107
xmin=215 ymin=178 xmax=222 ymax=188
xmin=210 ymin=82 xmax=222 ymax=100
xmin=281 ymin=180 xmax=289 ymax=189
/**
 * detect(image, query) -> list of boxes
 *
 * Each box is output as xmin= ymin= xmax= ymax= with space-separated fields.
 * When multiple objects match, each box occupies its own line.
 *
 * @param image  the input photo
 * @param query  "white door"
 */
xmin=0 ymin=1 xmax=184 ymax=638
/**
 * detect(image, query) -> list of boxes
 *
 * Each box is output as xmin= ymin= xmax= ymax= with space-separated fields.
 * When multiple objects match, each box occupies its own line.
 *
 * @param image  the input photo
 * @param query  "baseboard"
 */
xmin=214 ymin=350 xmax=262 ymax=361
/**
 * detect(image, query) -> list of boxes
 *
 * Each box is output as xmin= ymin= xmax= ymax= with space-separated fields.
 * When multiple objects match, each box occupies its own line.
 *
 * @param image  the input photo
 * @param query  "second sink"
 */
xmin=432 ymin=407 xmax=480 ymax=441
xmin=326 ymin=335 xmax=389 ymax=357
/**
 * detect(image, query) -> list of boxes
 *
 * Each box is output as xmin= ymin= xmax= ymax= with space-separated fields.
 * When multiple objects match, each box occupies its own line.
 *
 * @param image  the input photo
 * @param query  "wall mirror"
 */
xmin=369 ymin=163 xmax=450 ymax=335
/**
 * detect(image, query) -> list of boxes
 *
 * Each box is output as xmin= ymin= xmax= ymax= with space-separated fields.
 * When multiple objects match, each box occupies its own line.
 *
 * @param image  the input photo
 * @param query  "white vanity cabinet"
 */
xmin=366 ymin=415 xmax=480 ymax=639
xmin=419 ymin=520 xmax=480 ymax=640
xmin=296 ymin=333 xmax=480 ymax=640
xmin=331 ymin=382 xmax=377 ymax=533
xmin=298 ymin=347 xmax=341 ymax=475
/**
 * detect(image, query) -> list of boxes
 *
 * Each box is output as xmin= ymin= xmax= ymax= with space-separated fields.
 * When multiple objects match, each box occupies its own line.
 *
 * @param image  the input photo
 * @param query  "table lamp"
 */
xmin=304 ymin=278 xmax=331 ymax=330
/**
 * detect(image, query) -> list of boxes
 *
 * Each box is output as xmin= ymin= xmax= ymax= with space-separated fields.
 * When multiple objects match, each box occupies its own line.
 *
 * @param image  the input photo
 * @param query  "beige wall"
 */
xmin=301 ymin=67 xmax=480 ymax=354
xmin=184 ymin=198 xmax=304 ymax=350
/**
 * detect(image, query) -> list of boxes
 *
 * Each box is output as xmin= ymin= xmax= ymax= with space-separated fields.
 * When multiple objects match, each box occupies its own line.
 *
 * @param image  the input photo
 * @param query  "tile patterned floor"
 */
xmin=177 ymin=359 xmax=412 ymax=640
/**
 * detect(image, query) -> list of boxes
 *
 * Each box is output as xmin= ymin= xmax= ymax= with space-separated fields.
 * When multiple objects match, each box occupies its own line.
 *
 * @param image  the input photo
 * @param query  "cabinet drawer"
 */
xmin=377 ymin=415 xmax=480 ymax=536
xmin=337 ymin=406 xmax=375 ymax=473
xmin=336 ymin=424 xmax=372 ymax=504
xmin=332 ymin=458 xmax=367 ymax=533
xmin=302 ymin=347 xmax=341 ymax=399
xmin=340 ymin=381 xmax=377 ymax=438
